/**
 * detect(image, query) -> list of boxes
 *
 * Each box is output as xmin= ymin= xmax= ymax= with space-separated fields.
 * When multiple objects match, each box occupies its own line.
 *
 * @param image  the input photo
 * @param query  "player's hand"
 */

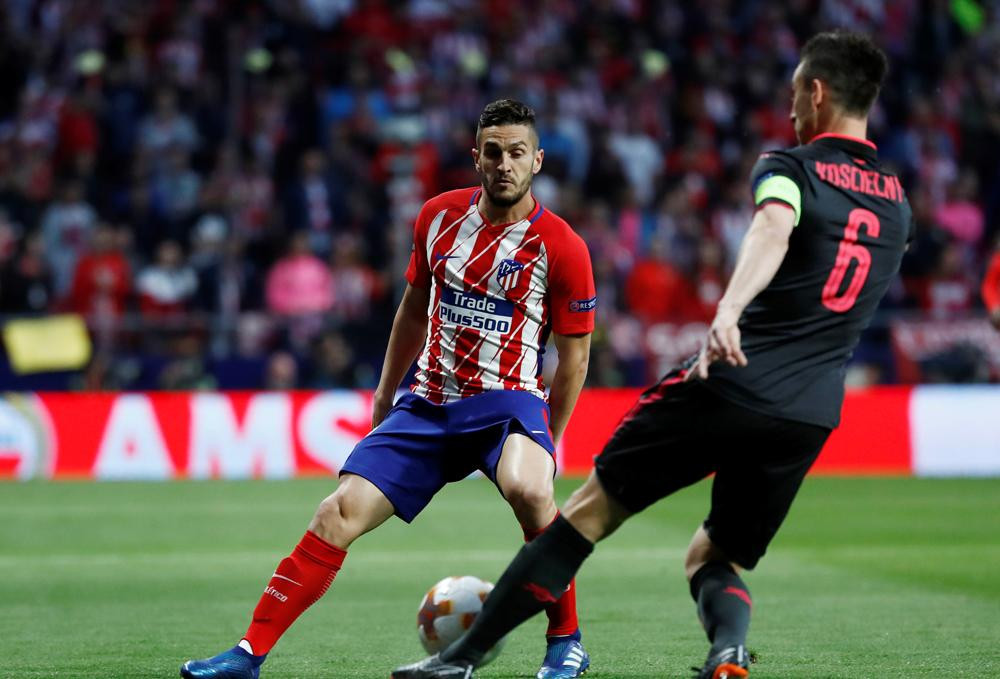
xmin=371 ymin=389 xmax=394 ymax=429
xmin=687 ymin=304 xmax=747 ymax=380
xmin=686 ymin=347 xmax=711 ymax=381
xmin=707 ymin=304 xmax=747 ymax=368
xmin=990 ymin=309 xmax=1000 ymax=331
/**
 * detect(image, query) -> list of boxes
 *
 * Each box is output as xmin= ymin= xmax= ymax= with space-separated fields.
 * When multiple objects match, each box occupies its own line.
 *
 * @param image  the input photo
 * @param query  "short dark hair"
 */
xmin=800 ymin=31 xmax=888 ymax=117
xmin=476 ymin=99 xmax=537 ymax=146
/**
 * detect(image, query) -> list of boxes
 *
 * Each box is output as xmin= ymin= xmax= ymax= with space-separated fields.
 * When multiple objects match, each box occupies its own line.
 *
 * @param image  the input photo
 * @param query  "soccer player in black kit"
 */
xmin=392 ymin=31 xmax=911 ymax=679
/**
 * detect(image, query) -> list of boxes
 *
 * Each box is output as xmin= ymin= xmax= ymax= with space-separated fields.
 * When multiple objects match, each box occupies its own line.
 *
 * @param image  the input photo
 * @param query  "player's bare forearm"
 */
xmin=718 ymin=203 xmax=795 ymax=315
xmin=547 ymin=332 xmax=591 ymax=445
xmin=690 ymin=202 xmax=795 ymax=379
xmin=372 ymin=284 xmax=430 ymax=426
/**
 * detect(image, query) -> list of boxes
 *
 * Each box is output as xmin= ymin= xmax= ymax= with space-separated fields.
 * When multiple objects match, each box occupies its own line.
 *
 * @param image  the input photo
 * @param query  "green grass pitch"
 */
xmin=2 ymin=476 xmax=998 ymax=678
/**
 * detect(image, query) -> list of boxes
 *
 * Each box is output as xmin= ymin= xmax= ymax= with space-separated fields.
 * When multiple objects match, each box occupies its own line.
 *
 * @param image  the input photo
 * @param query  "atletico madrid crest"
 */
xmin=496 ymin=258 xmax=524 ymax=291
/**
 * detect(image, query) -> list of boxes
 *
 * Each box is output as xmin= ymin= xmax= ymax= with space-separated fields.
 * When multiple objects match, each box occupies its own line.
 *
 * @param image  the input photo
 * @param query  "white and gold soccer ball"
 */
xmin=416 ymin=575 xmax=506 ymax=666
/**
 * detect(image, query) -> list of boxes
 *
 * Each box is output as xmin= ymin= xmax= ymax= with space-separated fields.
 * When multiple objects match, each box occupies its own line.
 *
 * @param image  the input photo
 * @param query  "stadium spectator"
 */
xmin=624 ymin=247 xmax=694 ymax=324
xmin=608 ymin=117 xmax=663 ymax=208
xmin=915 ymin=241 xmax=976 ymax=318
xmin=263 ymin=351 xmax=299 ymax=390
xmin=0 ymin=231 xmax=52 ymax=314
xmin=328 ymin=234 xmax=383 ymax=322
xmin=136 ymin=240 xmax=198 ymax=317
xmin=306 ymin=330 xmax=359 ymax=389
xmin=68 ymin=223 xmax=132 ymax=318
xmin=0 ymin=208 xmax=22 ymax=267
xmin=710 ymin=180 xmax=754 ymax=273
xmin=55 ymin=88 xmax=99 ymax=174
xmin=196 ymin=238 xmax=262 ymax=318
xmin=188 ymin=214 xmax=227 ymax=273
xmin=137 ymin=88 xmax=198 ymax=163
xmin=265 ymin=231 xmax=333 ymax=316
xmin=934 ymin=169 xmax=984 ymax=251
xmin=688 ymin=238 xmax=726 ymax=322
xmin=229 ymin=153 xmax=276 ymax=242
xmin=150 ymin=147 xmax=202 ymax=233
xmin=40 ymin=180 xmax=97 ymax=297
xmin=284 ymin=149 xmax=336 ymax=255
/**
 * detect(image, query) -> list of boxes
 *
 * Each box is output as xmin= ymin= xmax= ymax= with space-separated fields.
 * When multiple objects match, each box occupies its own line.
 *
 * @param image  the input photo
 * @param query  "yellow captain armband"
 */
xmin=754 ymin=174 xmax=801 ymax=226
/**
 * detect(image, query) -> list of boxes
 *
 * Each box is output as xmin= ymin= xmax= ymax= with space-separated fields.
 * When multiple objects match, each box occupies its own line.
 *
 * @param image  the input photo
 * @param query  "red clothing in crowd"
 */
xmin=69 ymin=252 xmax=131 ymax=316
xmin=914 ymin=275 xmax=974 ymax=317
xmin=983 ymin=252 xmax=1000 ymax=314
xmin=690 ymin=267 xmax=725 ymax=322
xmin=624 ymin=258 xmax=697 ymax=323
xmin=56 ymin=101 xmax=99 ymax=168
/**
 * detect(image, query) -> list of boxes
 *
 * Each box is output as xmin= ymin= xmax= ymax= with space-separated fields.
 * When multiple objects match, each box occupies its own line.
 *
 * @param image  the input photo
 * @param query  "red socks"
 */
xmin=241 ymin=521 xmax=576 ymax=655
xmin=523 ymin=518 xmax=580 ymax=637
xmin=243 ymin=531 xmax=347 ymax=655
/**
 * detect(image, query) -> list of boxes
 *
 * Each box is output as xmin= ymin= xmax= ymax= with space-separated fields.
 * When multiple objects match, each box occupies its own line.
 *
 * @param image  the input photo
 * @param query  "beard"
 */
xmin=482 ymin=175 xmax=531 ymax=207
xmin=793 ymin=120 xmax=809 ymax=145
xmin=793 ymin=112 xmax=818 ymax=145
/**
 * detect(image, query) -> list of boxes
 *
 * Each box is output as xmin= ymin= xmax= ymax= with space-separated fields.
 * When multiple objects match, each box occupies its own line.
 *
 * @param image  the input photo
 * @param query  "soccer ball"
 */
xmin=416 ymin=575 xmax=506 ymax=666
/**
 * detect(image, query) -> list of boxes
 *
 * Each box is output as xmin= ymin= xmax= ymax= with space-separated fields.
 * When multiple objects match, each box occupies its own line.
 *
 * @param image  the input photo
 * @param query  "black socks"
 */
xmin=442 ymin=515 xmax=594 ymax=665
xmin=690 ymin=561 xmax=752 ymax=654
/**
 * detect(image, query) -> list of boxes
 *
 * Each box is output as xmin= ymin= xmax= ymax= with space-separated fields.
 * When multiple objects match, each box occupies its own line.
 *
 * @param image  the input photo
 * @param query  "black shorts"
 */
xmin=594 ymin=371 xmax=831 ymax=570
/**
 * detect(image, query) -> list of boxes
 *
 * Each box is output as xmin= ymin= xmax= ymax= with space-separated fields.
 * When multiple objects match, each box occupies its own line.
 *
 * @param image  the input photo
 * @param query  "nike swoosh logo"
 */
xmin=272 ymin=573 xmax=303 ymax=587
xmin=434 ymin=254 xmax=458 ymax=261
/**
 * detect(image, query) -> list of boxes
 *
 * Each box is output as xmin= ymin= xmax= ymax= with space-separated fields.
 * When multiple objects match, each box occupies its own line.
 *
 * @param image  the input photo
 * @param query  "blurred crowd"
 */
xmin=0 ymin=0 xmax=998 ymax=389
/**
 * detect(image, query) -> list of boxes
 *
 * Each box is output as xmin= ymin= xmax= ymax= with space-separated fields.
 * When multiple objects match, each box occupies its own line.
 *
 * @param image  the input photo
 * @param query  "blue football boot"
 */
xmin=180 ymin=646 xmax=266 ymax=679
xmin=537 ymin=632 xmax=590 ymax=679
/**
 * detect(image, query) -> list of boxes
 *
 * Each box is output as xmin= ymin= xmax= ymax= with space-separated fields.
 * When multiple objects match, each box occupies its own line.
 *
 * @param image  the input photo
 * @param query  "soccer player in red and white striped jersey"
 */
xmin=182 ymin=99 xmax=596 ymax=679
xmin=405 ymin=183 xmax=594 ymax=403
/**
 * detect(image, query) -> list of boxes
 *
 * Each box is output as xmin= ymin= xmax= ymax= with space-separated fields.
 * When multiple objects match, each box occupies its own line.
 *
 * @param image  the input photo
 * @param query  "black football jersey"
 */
xmin=702 ymin=135 xmax=912 ymax=428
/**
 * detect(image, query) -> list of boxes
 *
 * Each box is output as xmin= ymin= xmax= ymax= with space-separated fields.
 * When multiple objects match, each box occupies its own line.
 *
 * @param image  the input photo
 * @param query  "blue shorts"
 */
xmin=340 ymin=390 xmax=555 ymax=522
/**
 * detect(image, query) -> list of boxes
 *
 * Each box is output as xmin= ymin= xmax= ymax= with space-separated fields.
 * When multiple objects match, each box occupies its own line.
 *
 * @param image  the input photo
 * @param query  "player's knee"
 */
xmin=684 ymin=528 xmax=736 ymax=580
xmin=310 ymin=493 xmax=359 ymax=547
xmin=684 ymin=532 xmax=711 ymax=580
xmin=505 ymin=481 xmax=554 ymax=516
xmin=684 ymin=550 xmax=708 ymax=581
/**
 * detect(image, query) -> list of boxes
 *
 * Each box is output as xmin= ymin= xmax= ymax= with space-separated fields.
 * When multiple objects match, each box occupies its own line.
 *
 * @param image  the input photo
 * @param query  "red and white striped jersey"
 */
xmin=405 ymin=187 xmax=596 ymax=404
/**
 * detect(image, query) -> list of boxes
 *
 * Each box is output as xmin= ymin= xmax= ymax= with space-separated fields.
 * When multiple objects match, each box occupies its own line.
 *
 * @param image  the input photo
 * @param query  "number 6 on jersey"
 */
xmin=822 ymin=208 xmax=881 ymax=312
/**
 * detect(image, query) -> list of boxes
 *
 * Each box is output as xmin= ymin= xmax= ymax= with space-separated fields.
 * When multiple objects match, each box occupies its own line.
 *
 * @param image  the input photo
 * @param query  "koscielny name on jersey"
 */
xmin=439 ymin=288 xmax=514 ymax=334
xmin=814 ymin=161 xmax=905 ymax=202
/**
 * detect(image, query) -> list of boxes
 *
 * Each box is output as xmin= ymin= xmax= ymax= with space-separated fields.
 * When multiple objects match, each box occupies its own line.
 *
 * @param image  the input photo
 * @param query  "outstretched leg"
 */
xmin=243 ymin=473 xmax=395 ymax=654
xmin=496 ymin=434 xmax=581 ymax=631
xmin=496 ymin=434 xmax=590 ymax=678
xmin=181 ymin=474 xmax=395 ymax=678
xmin=444 ymin=471 xmax=629 ymax=668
